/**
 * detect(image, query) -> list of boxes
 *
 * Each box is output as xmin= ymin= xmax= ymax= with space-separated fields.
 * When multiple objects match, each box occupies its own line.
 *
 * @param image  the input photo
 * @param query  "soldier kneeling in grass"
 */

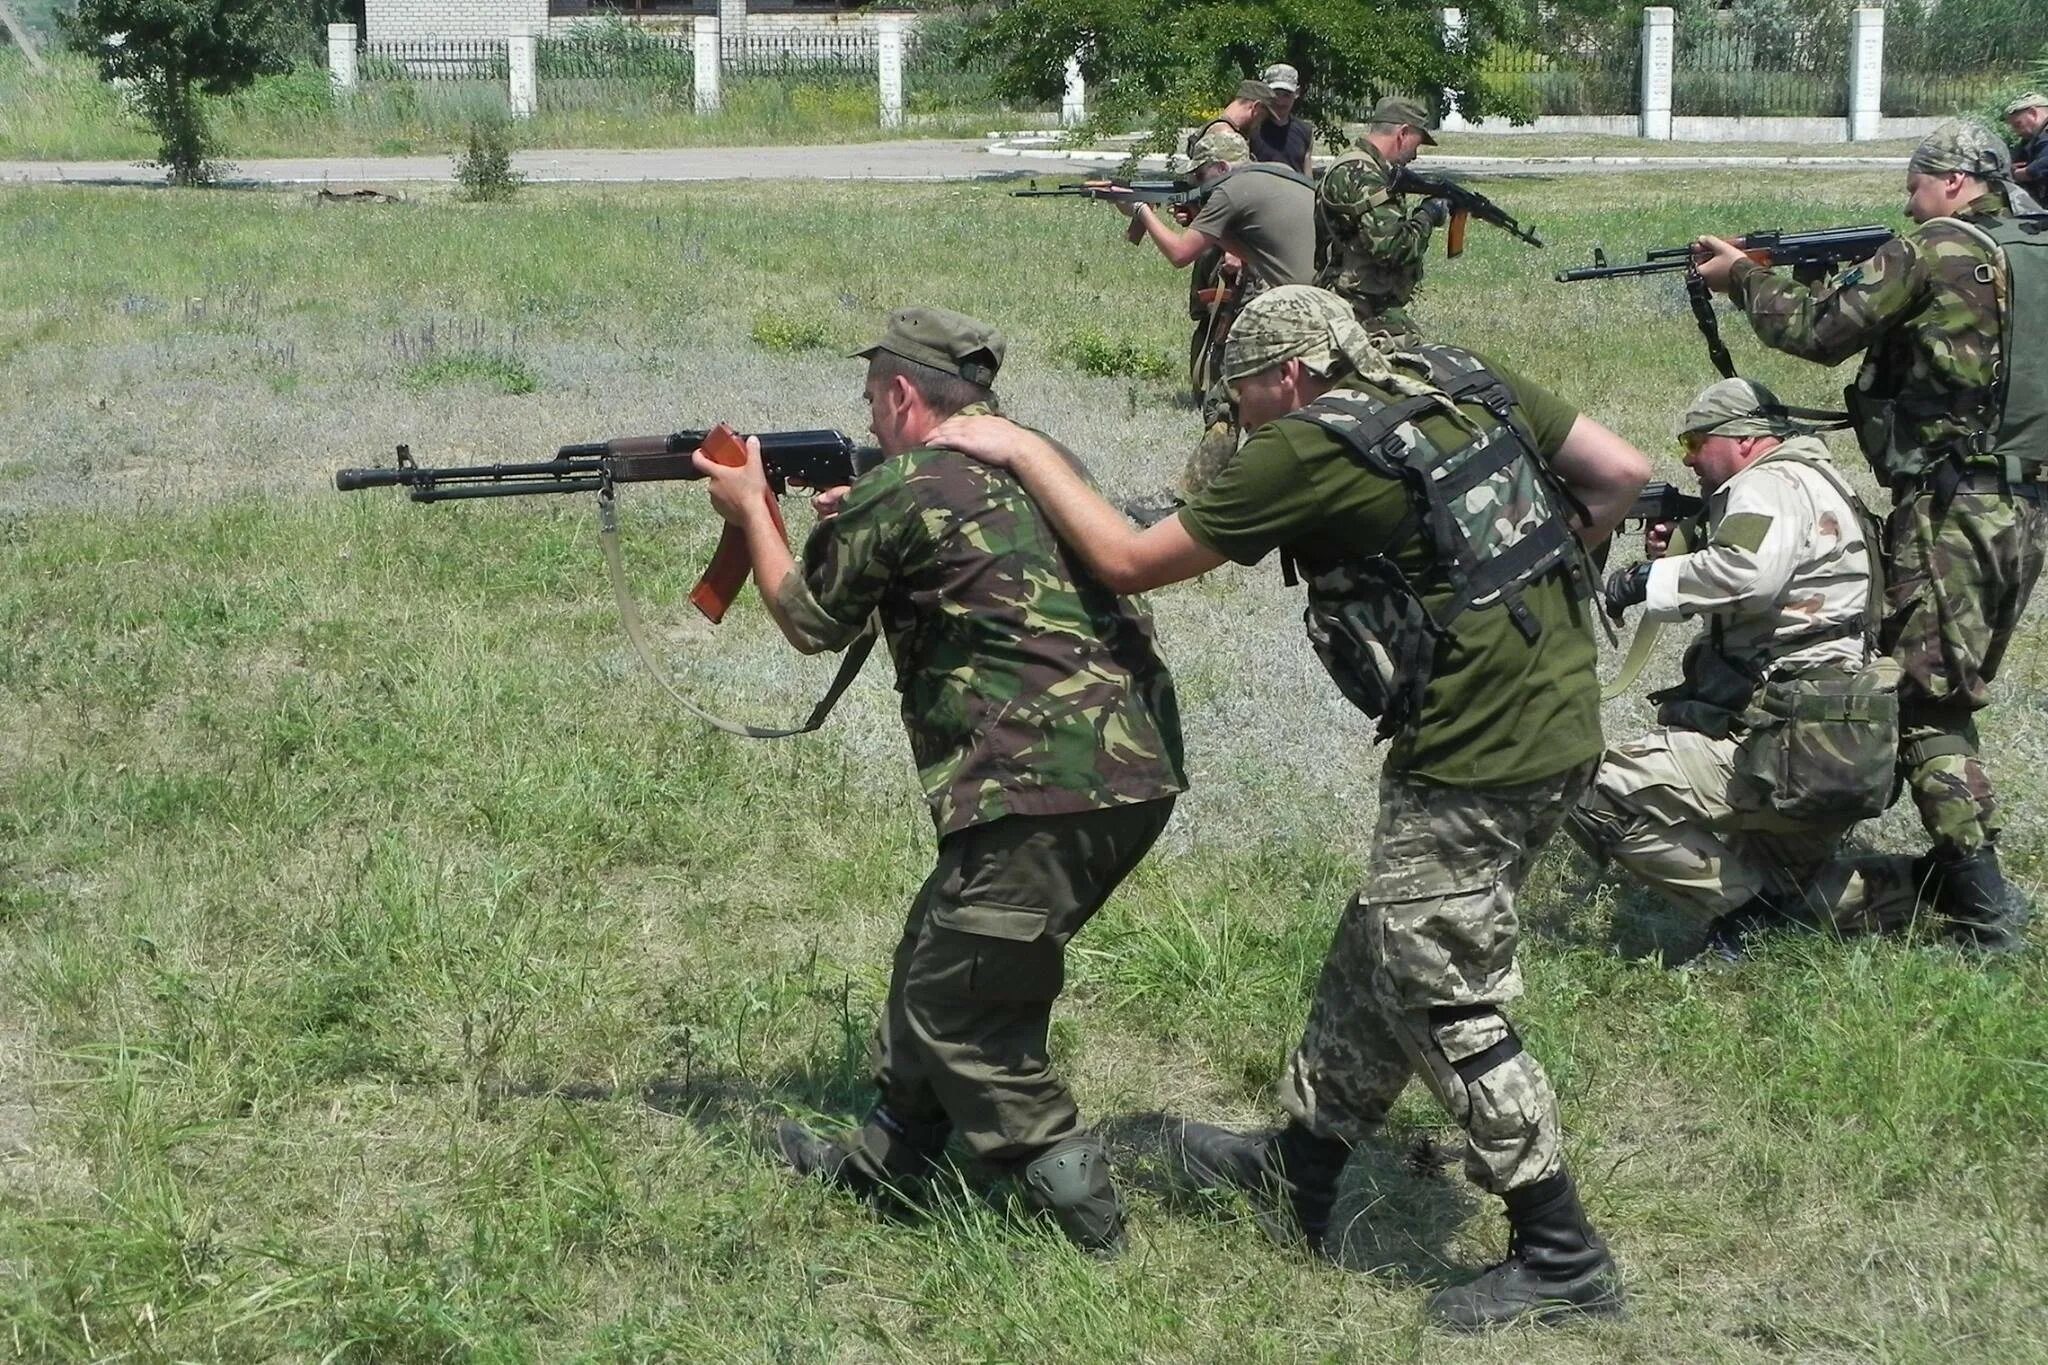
xmin=692 ymin=307 xmax=1186 ymax=1254
xmin=925 ymin=286 xmax=1651 ymax=1330
xmin=1575 ymin=379 xmax=1928 ymax=962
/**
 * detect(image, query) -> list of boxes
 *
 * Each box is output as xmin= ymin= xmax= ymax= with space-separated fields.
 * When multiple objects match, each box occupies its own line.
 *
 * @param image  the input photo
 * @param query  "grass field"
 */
xmin=2 ymin=169 xmax=2045 ymax=1362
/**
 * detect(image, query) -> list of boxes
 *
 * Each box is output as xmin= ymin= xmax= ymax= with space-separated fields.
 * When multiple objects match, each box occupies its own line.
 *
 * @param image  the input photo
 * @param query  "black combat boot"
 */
xmin=1931 ymin=845 xmax=2031 ymax=953
xmin=776 ymin=1105 xmax=949 ymax=1198
xmin=1426 ymin=1169 xmax=1623 ymax=1331
xmin=1694 ymin=894 xmax=1791 ymax=967
xmin=1171 ymin=1119 xmax=1352 ymax=1250
xmin=1020 ymin=1135 xmax=1126 ymax=1256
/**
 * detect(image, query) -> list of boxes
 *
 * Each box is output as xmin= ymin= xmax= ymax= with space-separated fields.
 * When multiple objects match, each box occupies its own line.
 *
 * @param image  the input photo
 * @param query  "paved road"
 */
xmin=0 ymin=138 xmax=1908 ymax=188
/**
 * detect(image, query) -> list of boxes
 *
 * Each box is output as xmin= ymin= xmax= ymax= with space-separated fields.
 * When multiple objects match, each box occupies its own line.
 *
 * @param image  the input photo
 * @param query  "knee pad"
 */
xmin=1021 ymin=1136 xmax=1125 ymax=1254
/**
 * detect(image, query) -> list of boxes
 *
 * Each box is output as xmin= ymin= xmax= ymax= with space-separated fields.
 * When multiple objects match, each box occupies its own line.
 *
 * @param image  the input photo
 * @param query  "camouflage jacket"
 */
xmin=1643 ymin=436 xmax=1875 ymax=676
xmin=1314 ymin=142 xmax=1435 ymax=333
xmin=1729 ymin=190 xmax=2009 ymax=481
xmin=778 ymin=416 xmax=1187 ymax=835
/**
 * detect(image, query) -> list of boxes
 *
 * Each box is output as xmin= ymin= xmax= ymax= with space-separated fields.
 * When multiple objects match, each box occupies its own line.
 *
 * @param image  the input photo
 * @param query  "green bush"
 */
xmin=454 ymin=118 xmax=524 ymax=202
xmin=1056 ymin=327 xmax=1175 ymax=382
xmin=403 ymin=351 xmax=538 ymax=395
xmin=750 ymin=312 xmax=835 ymax=354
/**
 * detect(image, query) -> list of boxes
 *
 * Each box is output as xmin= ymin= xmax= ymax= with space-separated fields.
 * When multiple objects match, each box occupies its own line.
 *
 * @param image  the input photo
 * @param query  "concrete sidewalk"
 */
xmin=0 ymin=137 xmax=1909 ymax=188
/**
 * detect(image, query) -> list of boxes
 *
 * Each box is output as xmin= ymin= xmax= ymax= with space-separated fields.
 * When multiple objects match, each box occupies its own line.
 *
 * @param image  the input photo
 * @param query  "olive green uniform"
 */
xmin=1179 ymin=359 xmax=1602 ymax=1194
xmin=780 ymin=423 xmax=1186 ymax=1177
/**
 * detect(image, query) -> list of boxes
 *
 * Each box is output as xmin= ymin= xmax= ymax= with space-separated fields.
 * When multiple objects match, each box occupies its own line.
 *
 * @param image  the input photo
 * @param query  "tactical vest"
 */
xmin=1853 ymin=213 xmax=2048 ymax=482
xmin=1313 ymin=149 xmax=1420 ymax=313
xmin=1289 ymin=347 xmax=1586 ymax=741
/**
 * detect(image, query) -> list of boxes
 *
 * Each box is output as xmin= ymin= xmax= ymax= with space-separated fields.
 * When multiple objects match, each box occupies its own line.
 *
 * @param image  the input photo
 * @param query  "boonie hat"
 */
xmin=1369 ymin=95 xmax=1438 ymax=145
xmin=1234 ymin=79 xmax=1275 ymax=104
xmin=1262 ymin=63 xmax=1301 ymax=94
xmin=853 ymin=306 xmax=1004 ymax=387
xmin=2004 ymin=91 xmax=2048 ymax=117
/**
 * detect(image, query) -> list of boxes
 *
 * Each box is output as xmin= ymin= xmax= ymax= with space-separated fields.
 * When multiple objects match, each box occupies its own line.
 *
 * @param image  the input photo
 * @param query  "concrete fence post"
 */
xmin=327 ymin=23 xmax=358 ymax=94
xmin=508 ymin=25 xmax=539 ymax=118
xmin=1440 ymin=8 xmax=1471 ymax=132
xmin=878 ymin=14 xmax=905 ymax=131
xmin=1640 ymin=6 xmax=1674 ymax=140
xmin=1848 ymin=7 xmax=1884 ymax=142
xmin=694 ymin=14 xmax=721 ymax=113
xmin=1061 ymin=53 xmax=1086 ymax=127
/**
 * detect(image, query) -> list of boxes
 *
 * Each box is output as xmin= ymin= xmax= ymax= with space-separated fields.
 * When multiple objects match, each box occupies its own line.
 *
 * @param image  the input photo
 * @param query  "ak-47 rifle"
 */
xmin=1621 ymin=481 xmax=1705 ymax=531
xmin=1555 ymin=225 xmax=1895 ymax=378
xmin=335 ymin=425 xmax=884 ymax=738
xmin=1393 ymin=168 xmax=1544 ymax=256
xmin=1010 ymin=177 xmax=1210 ymax=209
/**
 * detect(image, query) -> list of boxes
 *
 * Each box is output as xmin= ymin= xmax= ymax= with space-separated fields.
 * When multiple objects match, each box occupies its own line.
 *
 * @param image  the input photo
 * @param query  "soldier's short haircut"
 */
xmin=867 ymin=350 xmax=996 ymax=417
xmin=1368 ymin=121 xmax=1404 ymax=138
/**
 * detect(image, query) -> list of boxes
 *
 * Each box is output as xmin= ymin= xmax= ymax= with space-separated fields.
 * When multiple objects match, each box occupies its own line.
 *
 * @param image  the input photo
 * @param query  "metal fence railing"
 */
xmin=361 ymin=39 xmax=510 ymax=83
xmin=724 ymin=31 xmax=878 ymax=81
xmin=536 ymin=28 xmax=693 ymax=113
xmin=903 ymin=24 xmax=1056 ymax=119
xmin=1674 ymin=17 xmax=1847 ymax=118
xmin=1471 ymin=17 xmax=1643 ymax=117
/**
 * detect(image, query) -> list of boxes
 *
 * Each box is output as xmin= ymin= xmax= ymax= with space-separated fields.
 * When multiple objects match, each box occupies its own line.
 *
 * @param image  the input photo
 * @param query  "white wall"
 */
xmin=366 ymin=0 xmax=548 ymax=42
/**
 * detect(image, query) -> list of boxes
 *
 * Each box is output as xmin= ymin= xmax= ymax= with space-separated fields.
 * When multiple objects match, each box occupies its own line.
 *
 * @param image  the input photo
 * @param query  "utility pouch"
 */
xmin=1652 ymin=641 xmax=1760 ymax=739
xmin=1303 ymin=560 xmax=1445 ymax=741
xmin=1730 ymin=658 xmax=1902 ymax=822
xmin=1844 ymin=376 xmax=1901 ymax=480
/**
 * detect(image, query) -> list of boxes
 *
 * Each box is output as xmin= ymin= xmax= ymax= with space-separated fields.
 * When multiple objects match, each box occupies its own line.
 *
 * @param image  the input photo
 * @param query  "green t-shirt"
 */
xmin=1177 ymin=360 xmax=1603 ymax=788
xmin=1188 ymin=166 xmax=1319 ymax=292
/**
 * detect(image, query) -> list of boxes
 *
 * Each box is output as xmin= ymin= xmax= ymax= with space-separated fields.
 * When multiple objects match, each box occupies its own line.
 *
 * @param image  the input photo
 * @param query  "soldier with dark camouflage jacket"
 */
xmin=1316 ymin=96 xmax=1454 ymax=343
xmin=924 ymin=286 xmax=1650 ymax=1331
xmin=1572 ymin=380 xmax=1929 ymax=963
xmin=692 ymin=306 xmax=1187 ymax=1254
xmin=1694 ymin=119 xmax=2045 ymax=953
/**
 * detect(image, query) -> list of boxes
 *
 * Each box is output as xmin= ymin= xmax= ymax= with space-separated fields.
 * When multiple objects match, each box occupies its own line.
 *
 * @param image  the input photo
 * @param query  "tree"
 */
xmin=968 ymin=0 xmax=1539 ymax=151
xmin=71 ymin=0 xmax=291 ymax=185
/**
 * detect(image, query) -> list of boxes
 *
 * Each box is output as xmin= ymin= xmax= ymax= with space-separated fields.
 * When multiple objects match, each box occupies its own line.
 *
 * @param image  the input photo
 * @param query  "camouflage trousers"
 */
xmin=1883 ymin=485 xmax=2048 ymax=853
xmin=1568 ymin=727 xmax=1932 ymax=937
xmin=1278 ymin=763 xmax=1593 ymax=1196
xmin=849 ymin=799 xmax=1174 ymax=1180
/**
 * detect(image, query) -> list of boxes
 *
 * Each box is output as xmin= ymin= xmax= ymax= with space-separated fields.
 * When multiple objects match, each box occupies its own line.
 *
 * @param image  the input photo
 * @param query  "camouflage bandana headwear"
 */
xmin=853 ymin=306 xmax=1004 ymax=387
xmin=2004 ymin=91 xmax=2048 ymax=117
xmin=1220 ymin=286 xmax=1441 ymax=405
xmin=1189 ymin=128 xmax=1250 ymax=171
xmin=1908 ymin=119 xmax=2014 ymax=181
xmin=1675 ymin=377 xmax=1795 ymax=440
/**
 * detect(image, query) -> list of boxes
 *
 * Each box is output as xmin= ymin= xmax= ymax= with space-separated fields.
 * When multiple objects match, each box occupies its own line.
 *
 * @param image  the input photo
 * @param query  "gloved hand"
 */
xmin=1603 ymin=562 xmax=1651 ymax=621
xmin=1416 ymin=197 xmax=1454 ymax=228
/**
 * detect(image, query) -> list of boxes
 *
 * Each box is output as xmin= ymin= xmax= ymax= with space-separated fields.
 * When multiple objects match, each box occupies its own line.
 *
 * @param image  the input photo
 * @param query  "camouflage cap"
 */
xmin=1189 ymin=128 xmax=1251 ymax=170
xmin=1234 ymin=78 xmax=1276 ymax=104
xmin=1262 ymin=63 xmax=1301 ymax=94
xmin=1369 ymin=95 xmax=1438 ymax=145
xmin=1675 ymin=377 xmax=1793 ymax=440
xmin=2005 ymin=91 xmax=2048 ymax=116
xmin=1908 ymin=118 xmax=2012 ymax=180
xmin=1221 ymin=285 xmax=1384 ymax=383
xmin=853 ymin=306 xmax=1004 ymax=386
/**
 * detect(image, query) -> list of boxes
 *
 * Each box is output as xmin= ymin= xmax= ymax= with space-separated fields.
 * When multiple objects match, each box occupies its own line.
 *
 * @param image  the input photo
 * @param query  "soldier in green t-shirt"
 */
xmin=693 ymin=307 xmax=1187 ymax=1255
xmin=925 ymin=286 xmax=1650 ymax=1331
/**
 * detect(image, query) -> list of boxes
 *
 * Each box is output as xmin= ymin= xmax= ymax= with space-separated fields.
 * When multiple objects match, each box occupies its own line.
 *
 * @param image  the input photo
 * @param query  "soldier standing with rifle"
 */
xmin=1317 ymin=97 xmax=1455 ymax=343
xmin=922 ymin=286 xmax=1650 ymax=1331
xmin=1574 ymin=380 xmax=1928 ymax=961
xmin=1692 ymin=120 xmax=2046 ymax=953
xmin=692 ymin=306 xmax=1187 ymax=1252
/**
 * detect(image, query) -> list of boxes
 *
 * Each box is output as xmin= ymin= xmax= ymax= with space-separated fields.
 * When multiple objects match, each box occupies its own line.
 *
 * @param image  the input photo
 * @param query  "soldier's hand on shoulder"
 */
xmin=926 ymin=414 xmax=1044 ymax=471
xmin=1602 ymin=562 xmax=1651 ymax=622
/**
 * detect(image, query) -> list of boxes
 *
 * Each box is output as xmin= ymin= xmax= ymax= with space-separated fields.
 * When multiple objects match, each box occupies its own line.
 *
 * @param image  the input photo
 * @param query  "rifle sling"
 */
xmin=599 ymin=492 xmax=875 ymax=739
xmin=1601 ymin=520 xmax=1695 ymax=702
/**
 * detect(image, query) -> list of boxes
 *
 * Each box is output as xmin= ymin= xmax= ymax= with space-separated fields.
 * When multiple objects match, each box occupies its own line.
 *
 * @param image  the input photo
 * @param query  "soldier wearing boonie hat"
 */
xmin=2004 ymin=91 xmax=2048 ymax=197
xmin=1250 ymin=63 xmax=1315 ymax=175
xmin=1314 ymin=94 xmax=1451 ymax=343
xmin=1690 ymin=119 xmax=2046 ymax=954
xmin=693 ymin=305 xmax=1186 ymax=1254
xmin=1571 ymin=376 xmax=1932 ymax=964
xmin=917 ymin=281 xmax=1654 ymax=1331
